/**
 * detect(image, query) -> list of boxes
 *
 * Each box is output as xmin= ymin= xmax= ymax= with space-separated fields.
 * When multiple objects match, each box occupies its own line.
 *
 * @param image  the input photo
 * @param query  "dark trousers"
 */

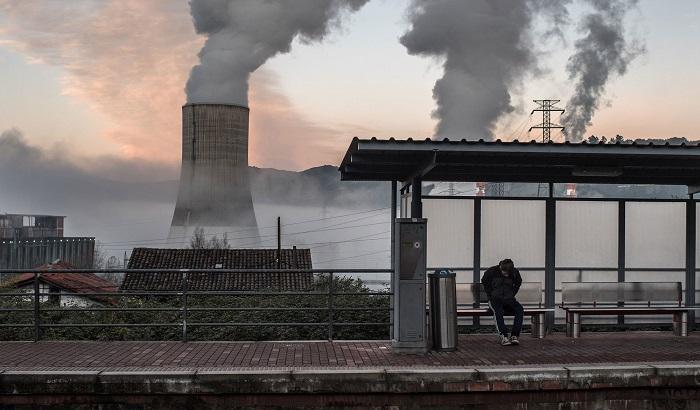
xmin=489 ymin=298 xmax=524 ymax=337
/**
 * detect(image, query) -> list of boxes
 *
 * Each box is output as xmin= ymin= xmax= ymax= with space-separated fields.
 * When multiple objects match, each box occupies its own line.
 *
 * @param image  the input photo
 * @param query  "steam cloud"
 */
xmin=562 ymin=0 xmax=644 ymax=141
xmin=186 ymin=0 xmax=369 ymax=105
xmin=400 ymin=0 xmax=565 ymax=140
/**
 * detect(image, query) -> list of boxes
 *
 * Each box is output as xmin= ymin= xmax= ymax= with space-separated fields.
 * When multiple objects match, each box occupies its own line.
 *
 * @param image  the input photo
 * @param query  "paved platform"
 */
xmin=1 ymin=332 xmax=698 ymax=370
xmin=2 ymin=333 xmax=700 ymax=408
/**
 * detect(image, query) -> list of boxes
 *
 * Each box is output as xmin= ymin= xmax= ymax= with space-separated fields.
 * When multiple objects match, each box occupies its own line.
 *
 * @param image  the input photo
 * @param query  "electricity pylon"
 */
xmin=529 ymin=99 xmax=564 ymax=143
xmin=530 ymin=100 xmax=565 ymax=196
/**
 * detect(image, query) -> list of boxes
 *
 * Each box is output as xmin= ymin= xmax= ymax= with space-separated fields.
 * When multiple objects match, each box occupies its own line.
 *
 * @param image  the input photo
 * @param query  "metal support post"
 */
xmin=390 ymin=180 xmax=397 ymax=340
xmin=473 ymin=197 xmax=482 ymax=326
xmin=411 ymin=177 xmax=422 ymax=218
xmin=618 ymin=200 xmax=626 ymax=324
xmin=532 ymin=313 xmax=545 ymax=338
xmin=544 ymin=196 xmax=556 ymax=331
xmin=686 ymin=197 xmax=696 ymax=328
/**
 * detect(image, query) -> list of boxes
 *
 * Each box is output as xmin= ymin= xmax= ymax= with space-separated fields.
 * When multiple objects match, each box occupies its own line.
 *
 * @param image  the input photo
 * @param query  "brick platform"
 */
xmin=1 ymin=332 xmax=699 ymax=370
xmin=3 ymin=333 xmax=700 ymax=408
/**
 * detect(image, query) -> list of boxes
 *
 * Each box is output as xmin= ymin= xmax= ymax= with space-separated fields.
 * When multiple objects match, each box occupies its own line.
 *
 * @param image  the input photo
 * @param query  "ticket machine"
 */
xmin=392 ymin=218 xmax=428 ymax=353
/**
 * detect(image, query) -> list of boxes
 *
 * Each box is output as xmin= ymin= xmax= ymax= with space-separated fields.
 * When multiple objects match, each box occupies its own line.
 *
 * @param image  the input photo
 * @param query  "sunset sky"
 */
xmin=0 ymin=0 xmax=698 ymax=174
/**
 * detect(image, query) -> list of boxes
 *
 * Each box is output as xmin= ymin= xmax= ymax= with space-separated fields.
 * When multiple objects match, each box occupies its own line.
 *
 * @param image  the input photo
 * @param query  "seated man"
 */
xmin=481 ymin=258 xmax=524 ymax=346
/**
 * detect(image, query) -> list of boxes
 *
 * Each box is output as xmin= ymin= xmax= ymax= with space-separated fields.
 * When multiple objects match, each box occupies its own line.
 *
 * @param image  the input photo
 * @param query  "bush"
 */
xmin=0 ymin=275 xmax=390 ymax=341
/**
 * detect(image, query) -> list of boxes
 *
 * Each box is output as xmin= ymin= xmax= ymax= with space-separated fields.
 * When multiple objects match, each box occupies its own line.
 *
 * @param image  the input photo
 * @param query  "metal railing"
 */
xmin=0 ymin=268 xmax=392 ymax=342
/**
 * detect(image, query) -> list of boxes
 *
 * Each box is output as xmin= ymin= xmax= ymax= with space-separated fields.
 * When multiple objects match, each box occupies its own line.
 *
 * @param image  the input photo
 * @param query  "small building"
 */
xmin=120 ymin=248 xmax=314 ymax=292
xmin=1 ymin=260 xmax=117 ymax=306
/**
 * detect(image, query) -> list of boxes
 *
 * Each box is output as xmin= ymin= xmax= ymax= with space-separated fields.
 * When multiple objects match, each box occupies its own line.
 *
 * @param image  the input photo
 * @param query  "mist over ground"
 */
xmin=0 ymin=129 xmax=390 ymax=268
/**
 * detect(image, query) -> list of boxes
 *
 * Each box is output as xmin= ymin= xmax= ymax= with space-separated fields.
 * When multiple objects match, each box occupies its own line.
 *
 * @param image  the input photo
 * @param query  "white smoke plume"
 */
xmin=400 ymin=0 xmax=569 ymax=140
xmin=186 ymin=0 xmax=369 ymax=105
xmin=562 ymin=0 xmax=644 ymax=141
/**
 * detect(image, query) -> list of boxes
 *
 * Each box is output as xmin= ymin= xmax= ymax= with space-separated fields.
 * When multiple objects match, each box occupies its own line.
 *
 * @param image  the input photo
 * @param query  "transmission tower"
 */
xmin=529 ymin=99 xmax=565 ymax=142
xmin=529 ymin=100 xmax=565 ymax=197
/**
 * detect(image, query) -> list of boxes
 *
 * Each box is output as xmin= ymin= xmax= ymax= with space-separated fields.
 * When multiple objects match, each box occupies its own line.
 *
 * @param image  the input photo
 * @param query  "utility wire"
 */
xmin=99 ymin=207 xmax=390 ymax=247
xmin=315 ymin=249 xmax=391 ymax=265
xmin=101 ymin=221 xmax=391 ymax=251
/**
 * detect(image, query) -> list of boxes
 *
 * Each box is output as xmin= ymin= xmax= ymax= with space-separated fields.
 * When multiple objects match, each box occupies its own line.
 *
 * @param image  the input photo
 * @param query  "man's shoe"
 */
xmin=509 ymin=336 xmax=520 ymax=345
xmin=500 ymin=335 xmax=512 ymax=346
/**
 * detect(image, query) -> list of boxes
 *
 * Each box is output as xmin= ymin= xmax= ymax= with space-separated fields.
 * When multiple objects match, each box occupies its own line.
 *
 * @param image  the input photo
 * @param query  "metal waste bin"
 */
xmin=428 ymin=269 xmax=458 ymax=351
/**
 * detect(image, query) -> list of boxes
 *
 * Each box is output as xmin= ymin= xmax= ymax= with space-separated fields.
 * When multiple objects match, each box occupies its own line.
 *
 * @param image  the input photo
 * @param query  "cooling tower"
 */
xmin=168 ymin=104 xmax=257 ymax=243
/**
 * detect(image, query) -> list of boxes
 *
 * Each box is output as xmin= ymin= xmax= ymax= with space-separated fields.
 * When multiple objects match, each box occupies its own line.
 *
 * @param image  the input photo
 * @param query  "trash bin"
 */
xmin=428 ymin=268 xmax=457 ymax=351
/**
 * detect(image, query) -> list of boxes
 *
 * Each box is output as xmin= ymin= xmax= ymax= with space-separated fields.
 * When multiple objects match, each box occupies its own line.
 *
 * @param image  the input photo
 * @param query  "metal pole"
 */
xmin=618 ymin=200 xmax=626 ymax=325
xmin=687 ymin=197 xmax=696 ymax=327
xmin=181 ymin=271 xmax=188 ymax=342
xmin=473 ymin=197 xmax=482 ymax=326
xmin=411 ymin=177 xmax=422 ymax=218
xmin=277 ymin=217 xmax=281 ymax=270
xmin=33 ymin=271 xmax=40 ymax=341
xmin=544 ymin=196 xmax=556 ymax=331
xmin=390 ymin=181 xmax=397 ymax=340
xmin=391 ymin=181 xmax=397 ymax=271
xmin=327 ymin=271 xmax=334 ymax=341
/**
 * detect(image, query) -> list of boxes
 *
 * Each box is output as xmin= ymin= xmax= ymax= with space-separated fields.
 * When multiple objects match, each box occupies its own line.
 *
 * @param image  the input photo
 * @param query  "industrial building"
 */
xmin=0 ymin=213 xmax=94 ymax=270
xmin=169 ymin=104 xmax=258 ymax=245
xmin=0 ymin=213 xmax=65 ymax=239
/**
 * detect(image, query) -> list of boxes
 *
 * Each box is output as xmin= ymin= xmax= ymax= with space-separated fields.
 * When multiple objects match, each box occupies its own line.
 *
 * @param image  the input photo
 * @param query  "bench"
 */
xmin=560 ymin=282 xmax=689 ymax=338
xmin=456 ymin=282 xmax=553 ymax=338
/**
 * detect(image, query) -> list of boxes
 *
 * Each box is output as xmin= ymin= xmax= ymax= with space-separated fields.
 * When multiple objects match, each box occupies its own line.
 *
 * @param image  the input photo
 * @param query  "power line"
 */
xmin=99 ymin=207 xmax=390 ymax=247
xmin=101 ymin=221 xmax=391 ymax=250
xmin=315 ymin=249 xmax=391 ymax=265
xmin=101 ymin=213 xmax=389 ymax=248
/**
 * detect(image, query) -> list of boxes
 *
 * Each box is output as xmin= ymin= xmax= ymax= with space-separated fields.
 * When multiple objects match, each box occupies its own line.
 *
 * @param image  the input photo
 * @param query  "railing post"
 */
xmin=33 ymin=271 xmax=40 ymax=342
xmin=327 ymin=271 xmax=334 ymax=341
xmin=181 ymin=271 xmax=188 ymax=342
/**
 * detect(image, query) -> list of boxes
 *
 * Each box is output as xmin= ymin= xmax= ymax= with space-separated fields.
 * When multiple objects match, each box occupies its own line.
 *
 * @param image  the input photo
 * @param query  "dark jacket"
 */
xmin=481 ymin=265 xmax=522 ymax=301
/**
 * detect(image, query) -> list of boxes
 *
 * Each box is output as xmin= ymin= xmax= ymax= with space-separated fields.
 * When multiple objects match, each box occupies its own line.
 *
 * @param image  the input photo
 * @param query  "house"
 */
xmin=120 ymin=248 xmax=314 ymax=292
xmin=0 ymin=260 xmax=117 ymax=306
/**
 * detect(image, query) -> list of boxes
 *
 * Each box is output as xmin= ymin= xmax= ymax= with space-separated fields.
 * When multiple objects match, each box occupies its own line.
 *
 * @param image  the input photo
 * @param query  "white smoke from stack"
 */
xmin=186 ymin=0 xmax=369 ymax=106
xmin=562 ymin=0 xmax=644 ymax=141
xmin=400 ymin=0 xmax=570 ymax=140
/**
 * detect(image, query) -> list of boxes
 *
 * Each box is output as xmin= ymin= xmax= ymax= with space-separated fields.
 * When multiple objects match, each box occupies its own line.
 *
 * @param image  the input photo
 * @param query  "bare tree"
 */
xmin=93 ymin=242 xmax=107 ymax=269
xmin=189 ymin=227 xmax=230 ymax=249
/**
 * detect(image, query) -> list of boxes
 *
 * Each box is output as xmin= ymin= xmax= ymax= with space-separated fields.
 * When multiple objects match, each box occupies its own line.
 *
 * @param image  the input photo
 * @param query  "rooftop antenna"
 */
xmin=530 ymin=100 xmax=565 ymax=196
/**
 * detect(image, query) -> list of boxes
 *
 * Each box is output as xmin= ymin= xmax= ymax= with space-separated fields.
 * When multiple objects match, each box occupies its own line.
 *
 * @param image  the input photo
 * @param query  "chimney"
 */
xmin=169 ymin=104 xmax=257 ymax=243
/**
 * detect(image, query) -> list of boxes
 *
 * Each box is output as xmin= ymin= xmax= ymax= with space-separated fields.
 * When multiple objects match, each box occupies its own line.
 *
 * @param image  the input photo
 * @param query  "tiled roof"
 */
xmin=1 ymin=261 xmax=117 ymax=305
xmin=121 ymin=248 xmax=313 ymax=291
